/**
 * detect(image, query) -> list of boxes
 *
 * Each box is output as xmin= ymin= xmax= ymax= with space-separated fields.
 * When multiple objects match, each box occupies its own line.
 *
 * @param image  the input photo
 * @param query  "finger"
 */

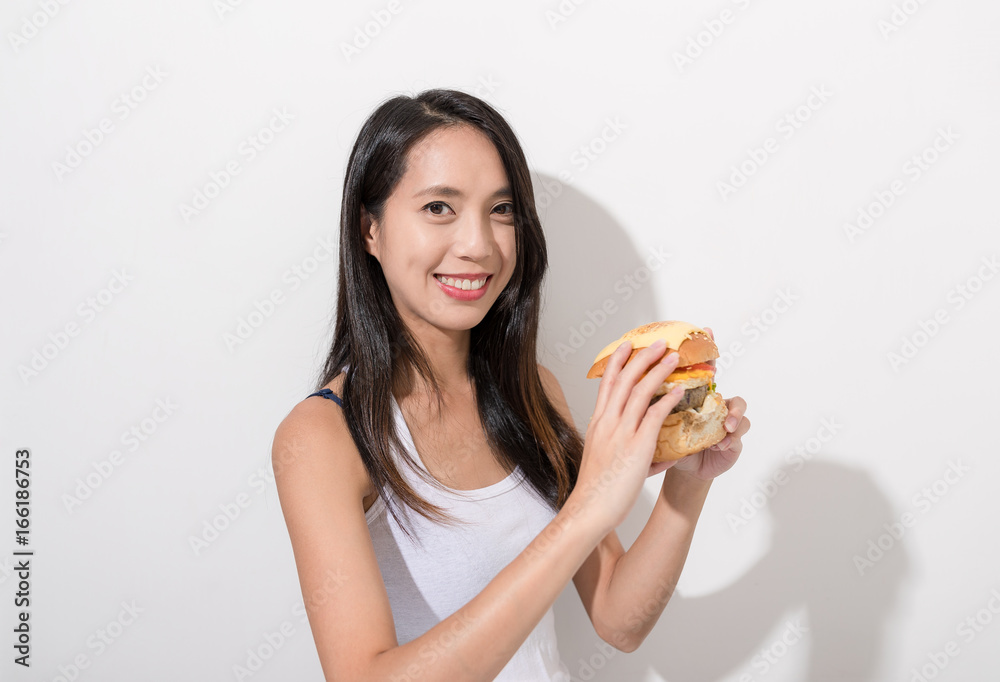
xmin=625 ymin=351 xmax=680 ymax=414
xmin=713 ymin=435 xmax=743 ymax=458
xmin=724 ymin=396 xmax=748 ymax=432
xmin=714 ymin=417 xmax=750 ymax=451
xmin=606 ymin=340 xmax=671 ymax=420
xmin=593 ymin=340 xmax=632 ymax=418
xmin=712 ymin=434 xmax=734 ymax=452
xmin=622 ymin=352 xmax=684 ymax=430
xmin=647 ymin=461 xmax=674 ymax=477
xmin=636 ymin=380 xmax=685 ymax=446
xmin=733 ymin=416 xmax=751 ymax=439
xmin=711 ymin=441 xmax=743 ymax=465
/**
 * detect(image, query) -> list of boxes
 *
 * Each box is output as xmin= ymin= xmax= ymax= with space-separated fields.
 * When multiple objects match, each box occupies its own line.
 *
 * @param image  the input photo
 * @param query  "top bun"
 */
xmin=586 ymin=321 xmax=719 ymax=379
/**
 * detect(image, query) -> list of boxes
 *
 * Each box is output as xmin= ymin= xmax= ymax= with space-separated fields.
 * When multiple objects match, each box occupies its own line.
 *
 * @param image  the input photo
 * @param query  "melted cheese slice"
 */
xmin=592 ymin=320 xmax=707 ymax=365
xmin=666 ymin=367 xmax=715 ymax=382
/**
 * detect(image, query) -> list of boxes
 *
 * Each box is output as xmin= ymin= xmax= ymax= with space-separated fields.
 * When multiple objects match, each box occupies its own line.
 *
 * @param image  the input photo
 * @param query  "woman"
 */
xmin=273 ymin=88 xmax=750 ymax=681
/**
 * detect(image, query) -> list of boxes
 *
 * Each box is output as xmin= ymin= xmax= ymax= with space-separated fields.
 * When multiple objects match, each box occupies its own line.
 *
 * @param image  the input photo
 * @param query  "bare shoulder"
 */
xmin=272 ymin=372 xmax=369 ymax=503
xmin=271 ymin=373 xmax=396 ymax=679
xmin=536 ymin=363 xmax=559 ymax=396
xmin=537 ymin=362 xmax=576 ymax=429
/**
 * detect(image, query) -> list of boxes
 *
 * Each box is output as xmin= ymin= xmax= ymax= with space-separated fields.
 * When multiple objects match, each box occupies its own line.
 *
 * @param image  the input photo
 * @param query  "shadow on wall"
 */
xmin=534 ymin=174 xmax=910 ymax=681
xmin=532 ymin=172 xmax=668 ymax=426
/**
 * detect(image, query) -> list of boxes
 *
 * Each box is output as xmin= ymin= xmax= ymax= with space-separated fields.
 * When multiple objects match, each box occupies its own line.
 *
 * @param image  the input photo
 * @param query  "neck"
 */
xmin=399 ymin=320 xmax=473 ymax=399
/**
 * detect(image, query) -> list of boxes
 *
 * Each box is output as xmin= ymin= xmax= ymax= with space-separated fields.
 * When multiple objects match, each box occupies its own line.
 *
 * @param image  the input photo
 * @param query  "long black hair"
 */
xmin=316 ymin=88 xmax=583 ymax=537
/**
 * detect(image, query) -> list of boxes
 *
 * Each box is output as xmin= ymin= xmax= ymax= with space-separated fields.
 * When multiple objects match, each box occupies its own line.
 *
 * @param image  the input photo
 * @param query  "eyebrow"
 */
xmin=412 ymin=184 xmax=512 ymax=201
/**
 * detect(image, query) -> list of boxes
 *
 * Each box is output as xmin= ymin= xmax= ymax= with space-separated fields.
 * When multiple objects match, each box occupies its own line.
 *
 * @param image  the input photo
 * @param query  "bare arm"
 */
xmin=538 ymin=361 xmax=707 ymax=652
xmin=597 ymin=395 xmax=750 ymax=651
xmin=273 ymin=395 xmax=615 ymax=682
xmin=578 ymin=470 xmax=712 ymax=652
xmin=277 ymin=341 xmax=686 ymax=679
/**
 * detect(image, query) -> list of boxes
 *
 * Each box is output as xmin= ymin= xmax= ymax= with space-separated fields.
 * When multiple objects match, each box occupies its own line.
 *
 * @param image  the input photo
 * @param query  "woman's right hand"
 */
xmin=570 ymin=338 xmax=687 ymax=532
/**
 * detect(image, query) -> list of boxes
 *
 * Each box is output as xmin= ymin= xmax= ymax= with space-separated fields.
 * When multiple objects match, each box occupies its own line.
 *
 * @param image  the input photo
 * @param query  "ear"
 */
xmin=361 ymin=206 xmax=380 ymax=259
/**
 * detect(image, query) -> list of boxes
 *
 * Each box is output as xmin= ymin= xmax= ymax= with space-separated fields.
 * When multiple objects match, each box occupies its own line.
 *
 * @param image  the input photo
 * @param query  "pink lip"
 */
xmin=434 ymin=274 xmax=491 ymax=301
xmin=435 ymin=273 xmax=491 ymax=279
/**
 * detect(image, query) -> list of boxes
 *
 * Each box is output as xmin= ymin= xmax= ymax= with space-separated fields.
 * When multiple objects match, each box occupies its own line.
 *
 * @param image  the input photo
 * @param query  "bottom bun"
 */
xmin=653 ymin=391 xmax=728 ymax=462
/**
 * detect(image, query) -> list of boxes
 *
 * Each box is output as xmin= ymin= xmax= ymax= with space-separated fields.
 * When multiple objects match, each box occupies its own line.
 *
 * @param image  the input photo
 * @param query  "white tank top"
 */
xmin=363 ymin=393 xmax=573 ymax=681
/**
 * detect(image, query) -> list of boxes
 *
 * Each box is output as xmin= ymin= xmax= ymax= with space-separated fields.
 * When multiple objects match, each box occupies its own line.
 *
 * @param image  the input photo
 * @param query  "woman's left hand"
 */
xmin=667 ymin=394 xmax=749 ymax=480
xmin=645 ymin=325 xmax=750 ymax=481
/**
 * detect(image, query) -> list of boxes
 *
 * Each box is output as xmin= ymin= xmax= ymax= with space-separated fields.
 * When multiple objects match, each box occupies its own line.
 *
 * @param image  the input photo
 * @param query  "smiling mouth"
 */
xmin=434 ymin=274 xmax=491 ymax=291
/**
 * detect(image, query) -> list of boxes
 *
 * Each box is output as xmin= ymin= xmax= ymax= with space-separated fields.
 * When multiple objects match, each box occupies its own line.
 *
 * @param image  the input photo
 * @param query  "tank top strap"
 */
xmin=306 ymin=388 xmax=343 ymax=407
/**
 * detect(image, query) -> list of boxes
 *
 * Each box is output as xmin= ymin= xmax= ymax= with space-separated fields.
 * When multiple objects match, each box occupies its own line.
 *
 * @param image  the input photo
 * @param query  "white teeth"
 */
xmin=436 ymin=275 xmax=487 ymax=290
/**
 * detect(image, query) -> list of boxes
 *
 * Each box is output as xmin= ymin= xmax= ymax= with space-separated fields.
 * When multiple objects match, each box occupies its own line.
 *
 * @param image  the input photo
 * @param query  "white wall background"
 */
xmin=2 ymin=1 xmax=999 ymax=681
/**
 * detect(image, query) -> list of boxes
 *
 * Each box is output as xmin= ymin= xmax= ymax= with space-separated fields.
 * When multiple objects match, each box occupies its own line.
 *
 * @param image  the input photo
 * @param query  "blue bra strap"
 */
xmin=306 ymin=388 xmax=343 ymax=407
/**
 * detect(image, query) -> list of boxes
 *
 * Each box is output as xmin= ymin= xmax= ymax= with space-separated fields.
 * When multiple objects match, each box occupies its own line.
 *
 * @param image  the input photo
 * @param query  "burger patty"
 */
xmin=650 ymin=384 xmax=709 ymax=414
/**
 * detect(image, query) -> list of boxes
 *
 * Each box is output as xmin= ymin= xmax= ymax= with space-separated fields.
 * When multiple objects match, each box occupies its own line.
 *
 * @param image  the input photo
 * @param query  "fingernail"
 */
xmin=651 ymin=339 xmax=665 ymax=350
xmin=618 ymin=341 xmax=631 ymax=354
xmin=726 ymin=417 xmax=737 ymax=431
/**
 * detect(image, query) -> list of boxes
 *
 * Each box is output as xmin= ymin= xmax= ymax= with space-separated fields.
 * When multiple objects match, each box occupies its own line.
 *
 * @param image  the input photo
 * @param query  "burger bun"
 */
xmin=654 ymin=391 xmax=728 ymax=462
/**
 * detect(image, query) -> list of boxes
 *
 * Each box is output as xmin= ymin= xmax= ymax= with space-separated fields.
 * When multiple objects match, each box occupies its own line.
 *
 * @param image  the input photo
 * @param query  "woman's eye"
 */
xmin=493 ymin=202 xmax=514 ymax=217
xmin=424 ymin=201 xmax=453 ymax=216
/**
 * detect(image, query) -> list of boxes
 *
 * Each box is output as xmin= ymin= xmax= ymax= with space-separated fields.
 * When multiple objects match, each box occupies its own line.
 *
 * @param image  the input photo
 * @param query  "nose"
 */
xmin=454 ymin=211 xmax=495 ymax=261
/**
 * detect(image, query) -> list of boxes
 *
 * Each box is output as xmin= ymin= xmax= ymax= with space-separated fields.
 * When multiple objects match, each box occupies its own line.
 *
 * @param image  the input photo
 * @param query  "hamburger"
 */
xmin=587 ymin=321 xmax=728 ymax=462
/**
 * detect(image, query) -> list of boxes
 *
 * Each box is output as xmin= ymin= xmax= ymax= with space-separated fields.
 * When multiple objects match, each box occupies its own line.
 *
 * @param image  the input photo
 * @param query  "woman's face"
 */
xmin=363 ymin=124 xmax=517 ymax=338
